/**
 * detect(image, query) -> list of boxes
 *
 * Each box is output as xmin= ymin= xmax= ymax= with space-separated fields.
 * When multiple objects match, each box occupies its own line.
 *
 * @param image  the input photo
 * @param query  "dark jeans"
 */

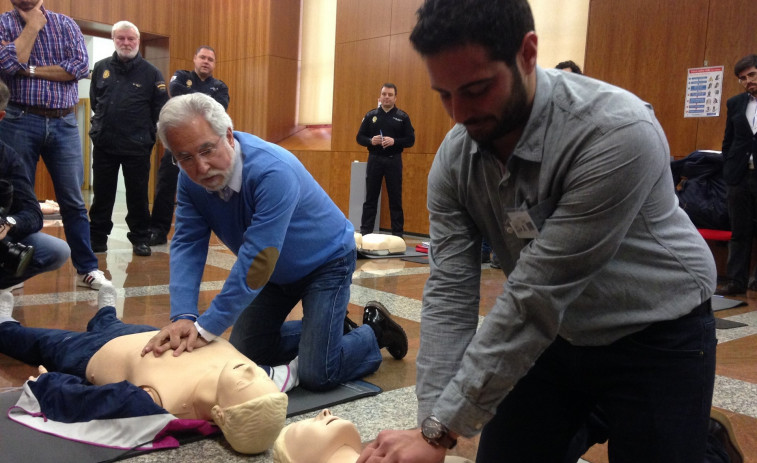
xmin=360 ymin=153 xmax=403 ymax=236
xmin=150 ymin=150 xmax=179 ymax=237
xmin=0 ymin=307 xmax=155 ymax=378
xmin=725 ymin=176 xmax=757 ymax=287
xmin=477 ymin=300 xmax=716 ymax=463
xmin=228 ymin=249 xmax=382 ymax=391
xmin=89 ymin=148 xmax=152 ymax=245
xmin=0 ymin=105 xmax=98 ymax=274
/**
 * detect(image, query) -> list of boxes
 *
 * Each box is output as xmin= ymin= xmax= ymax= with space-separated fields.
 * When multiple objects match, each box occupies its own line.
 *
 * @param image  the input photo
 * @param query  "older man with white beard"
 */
xmin=89 ymin=20 xmax=168 ymax=257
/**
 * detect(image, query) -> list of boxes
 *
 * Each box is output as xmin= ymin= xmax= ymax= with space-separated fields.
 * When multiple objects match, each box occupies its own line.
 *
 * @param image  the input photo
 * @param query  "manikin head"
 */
xmin=112 ymin=20 xmax=140 ymax=61
xmin=157 ymin=93 xmax=236 ymax=191
xmin=210 ymin=360 xmax=288 ymax=454
xmin=273 ymin=409 xmax=362 ymax=463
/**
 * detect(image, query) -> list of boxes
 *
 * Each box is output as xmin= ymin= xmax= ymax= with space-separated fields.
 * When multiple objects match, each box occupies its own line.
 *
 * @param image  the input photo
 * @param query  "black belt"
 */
xmin=9 ymin=103 xmax=75 ymax=118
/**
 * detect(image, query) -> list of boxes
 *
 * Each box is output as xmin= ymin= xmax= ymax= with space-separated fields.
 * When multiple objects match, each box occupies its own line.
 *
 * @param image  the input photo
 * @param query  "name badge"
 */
xmin=506 ymin=210 xmax=539 ymax=239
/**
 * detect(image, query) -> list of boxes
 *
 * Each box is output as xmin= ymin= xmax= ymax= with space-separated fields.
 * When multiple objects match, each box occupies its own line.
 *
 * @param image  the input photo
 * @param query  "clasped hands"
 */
xmin=371 ymin=135 xmax=395 ymax=148
xmin=141 ymin=319 xmax=209 ymax=357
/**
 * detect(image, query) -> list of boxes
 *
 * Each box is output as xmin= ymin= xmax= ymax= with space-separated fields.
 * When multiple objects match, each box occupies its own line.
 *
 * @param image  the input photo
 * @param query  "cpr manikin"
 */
xmin=272 ymin=409 xmax=472 ymax=463
xmin=355 ymin=233 xmax=406 ymax=255
xmin=0 ymin=286 xmax=292 ymax=454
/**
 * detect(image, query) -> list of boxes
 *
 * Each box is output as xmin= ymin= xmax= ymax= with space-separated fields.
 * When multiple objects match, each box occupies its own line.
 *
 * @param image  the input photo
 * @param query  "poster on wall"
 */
xmin=684 ymin=66 xmax=724 ymax=118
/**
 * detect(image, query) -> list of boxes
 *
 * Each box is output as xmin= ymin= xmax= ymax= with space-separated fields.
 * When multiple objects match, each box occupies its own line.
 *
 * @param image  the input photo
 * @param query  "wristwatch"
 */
xmin=28 ymin=65 xmax=36 ymax=77
xmin=5 ymin=216 xmax=16 ymax=228
xmin=421 ymin=415 xmax=457 ymax=449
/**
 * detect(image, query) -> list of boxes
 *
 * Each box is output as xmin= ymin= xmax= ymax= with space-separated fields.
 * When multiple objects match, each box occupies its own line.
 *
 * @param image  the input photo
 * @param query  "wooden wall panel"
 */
xmin=335 ymin=0 xmax=393 ymax=44
xmin=221 ymin=57 xmax=269 ymax=136
xmin=332 ymin=37 xmax=392 ymax=151
xmin=269 ymin=0 xmax=302 ymax=60
xmin=696 ymin=0 xmax=757 ymax=152
xmin=266 ymin=56 xmax=300 ymax=142
xmin=585 ymin=0 xmax=709 ymax=158
xmin=390 ymin=0 xmax=422 ymax=35
xmin=168 ymin=0 xmax=211 ymax=61
xmin=70 ymin=0 xmax=172 ymax=36
xmin=209 ymin=0 xmax=271 ymax=60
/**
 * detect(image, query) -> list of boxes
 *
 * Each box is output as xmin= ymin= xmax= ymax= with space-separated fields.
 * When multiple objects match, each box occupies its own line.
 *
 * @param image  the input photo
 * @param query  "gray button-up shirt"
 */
xmin=418 ymin=67 xmax=716 ymax=437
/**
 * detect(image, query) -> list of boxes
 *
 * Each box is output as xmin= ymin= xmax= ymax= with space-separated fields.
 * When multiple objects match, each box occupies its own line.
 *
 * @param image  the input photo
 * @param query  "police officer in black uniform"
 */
xmin=356 ymin=83 xmax=415 ymax=237
xmin=89 ymin=21 xmax=168 ymax=257
xmin=148 ymin=45 xmax=230 ymax=246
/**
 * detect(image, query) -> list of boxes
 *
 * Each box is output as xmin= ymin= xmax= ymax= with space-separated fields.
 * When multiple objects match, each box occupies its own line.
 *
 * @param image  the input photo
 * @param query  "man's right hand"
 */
xmin=17 ymin=1 xmax=47 ymax=33
xmin=140 ymin=319 xmax=208 ymax=357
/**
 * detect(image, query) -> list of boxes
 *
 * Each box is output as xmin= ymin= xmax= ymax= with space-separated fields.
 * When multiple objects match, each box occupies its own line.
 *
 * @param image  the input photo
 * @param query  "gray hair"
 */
xmin=0 ymin=80 xmax=9 ymax=111
xmin=112 ymin=20 xmax=140 ymax=38
xmin=157 ymin=93 xmax=233 ymax=151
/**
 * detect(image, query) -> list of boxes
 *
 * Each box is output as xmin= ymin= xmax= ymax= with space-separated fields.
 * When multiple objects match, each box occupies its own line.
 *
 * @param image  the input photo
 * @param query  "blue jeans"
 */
xmin=0 ymin=231 xmax=70 ymax=289
xmin=229 ymin=249 xmax=382 ymax=391
xmin=477 ymin=301 xmax=716 ymax=463
xmin=0 ymin=307 xmax=156 ymax=378
xmin=0 ymin=106 xmax=98 ymax=274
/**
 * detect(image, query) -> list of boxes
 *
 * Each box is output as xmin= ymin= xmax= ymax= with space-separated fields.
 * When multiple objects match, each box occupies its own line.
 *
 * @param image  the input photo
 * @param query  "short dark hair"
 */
xmin=734 ymin=54 xmax=757 ymax=78
xmin=195 ymin=45 xmax=216 ymax=57
xmin=382 ymin=83 xmax=397 ymax=95
xmin=409 ymin=0 xmax=534 ymax=67
xmin=555 ymin=60 xmax=582 ymax=75
xmin=0 ymin=80 xmax=9 ymax=111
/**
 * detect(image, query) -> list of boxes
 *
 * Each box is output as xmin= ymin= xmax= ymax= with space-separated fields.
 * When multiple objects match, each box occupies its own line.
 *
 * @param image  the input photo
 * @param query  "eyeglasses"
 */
xmin=737 ymin=71 xmax=757 ymax=84
xmin=172 ymin=135 xmax=224 ymax=166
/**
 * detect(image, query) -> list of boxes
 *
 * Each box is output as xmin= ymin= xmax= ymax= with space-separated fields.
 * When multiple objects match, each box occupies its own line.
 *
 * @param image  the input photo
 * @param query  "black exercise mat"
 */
xmin=1 ymin=379 xmax=381 ymax=462
xmin=712 ymin=296 xmax=747 ymax=312
xmin=401 ymin=255 xmax=429 ymax=264
xmin=715 ymin=318 xmax=748 ymax=329
xmin=358 ymin=246 xmax=426 ymax=259
xmin=286 ymin=380 xmax=381 ymax=417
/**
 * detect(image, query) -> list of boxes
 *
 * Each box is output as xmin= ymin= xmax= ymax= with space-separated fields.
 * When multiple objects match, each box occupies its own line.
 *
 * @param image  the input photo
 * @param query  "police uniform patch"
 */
xmin=157 ymin=82 xmax=167 ymax=91
xmin=103 ymin=70 xmax=110 ymax=79
xmin=186 ymin=80 xmax=193 ymax=87
xmin=372 ymin=116 xmax=377 ymax=123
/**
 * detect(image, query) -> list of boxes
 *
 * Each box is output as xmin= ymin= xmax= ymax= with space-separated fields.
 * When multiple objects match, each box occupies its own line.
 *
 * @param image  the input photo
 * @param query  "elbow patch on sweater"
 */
xmin=246 ymin=247 xmax=279 ymax=289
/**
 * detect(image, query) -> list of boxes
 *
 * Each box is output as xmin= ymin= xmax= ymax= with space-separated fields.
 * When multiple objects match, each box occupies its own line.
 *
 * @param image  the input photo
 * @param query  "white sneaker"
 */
xmin=0 ymin=291 xmax=14 ymax=320
xmin=77 ymin=269 xmax=109 ymax=290
xmin=0 ymin=281 xmax=23 ymax=292
xmin=97 ymin=282 xmax=117 ymax=309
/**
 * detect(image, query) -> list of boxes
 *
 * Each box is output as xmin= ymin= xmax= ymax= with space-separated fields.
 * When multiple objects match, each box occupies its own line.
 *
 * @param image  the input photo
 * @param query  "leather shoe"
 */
xmin=709 ymin=408 xmax=743 ymax=463
xmin=344 ymin=314 xmax=359 ymax=335
xmin=363 ymin=301 xmax=408 ymax=360
xmin=714 ymin=282 xmax=745 ymax=296
xmin=149 ymin=231 xmax=167 ymax=246
xmin=133 ymin=243 xmax=152 ymax=257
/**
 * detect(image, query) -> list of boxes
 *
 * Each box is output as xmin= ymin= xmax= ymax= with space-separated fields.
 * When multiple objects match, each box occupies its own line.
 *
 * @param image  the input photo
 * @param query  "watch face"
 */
xmin=6 ymin=217 xmax=16 ymax=226
xmin=422 ymin=417 xmax=445 ymax=439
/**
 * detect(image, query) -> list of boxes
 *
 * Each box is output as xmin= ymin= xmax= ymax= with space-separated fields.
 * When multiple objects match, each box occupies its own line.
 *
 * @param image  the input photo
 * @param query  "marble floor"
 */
xmin=1 ymin=197 xmax=756 ymax=463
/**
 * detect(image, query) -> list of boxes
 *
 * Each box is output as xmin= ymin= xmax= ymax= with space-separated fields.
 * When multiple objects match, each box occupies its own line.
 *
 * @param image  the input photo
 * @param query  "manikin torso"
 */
xmin=86 ymin=332 xmax=256 ymax=420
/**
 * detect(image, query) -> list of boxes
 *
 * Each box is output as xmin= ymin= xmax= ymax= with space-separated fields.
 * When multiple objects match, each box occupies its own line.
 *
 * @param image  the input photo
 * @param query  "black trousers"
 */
xmin=149 ymin=150 xmax=179 ymax=237
xmin=360 ymin=153 xmax=403 ymax=236
xmin=725 ymin=173 xmax=757 ymax=287
xmin=89 ymin=147 xmax=151 ymax=245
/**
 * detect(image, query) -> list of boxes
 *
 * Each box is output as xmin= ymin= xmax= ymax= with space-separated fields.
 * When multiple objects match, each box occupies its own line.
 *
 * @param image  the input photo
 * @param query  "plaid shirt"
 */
xmin=0 ymin=6 xmax=89 ymax=109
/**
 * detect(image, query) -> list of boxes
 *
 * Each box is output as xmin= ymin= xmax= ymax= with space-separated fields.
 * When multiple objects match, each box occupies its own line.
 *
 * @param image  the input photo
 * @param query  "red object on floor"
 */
xmin=415 ymin=244 xmax=429 ymax=253
xmin=698 ymin=229 xmax=732 ymax=241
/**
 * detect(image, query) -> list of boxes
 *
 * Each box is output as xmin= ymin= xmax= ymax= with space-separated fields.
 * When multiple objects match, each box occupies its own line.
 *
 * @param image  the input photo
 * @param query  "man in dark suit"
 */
xmin=718 ymin=54 xmax=757 ymax=295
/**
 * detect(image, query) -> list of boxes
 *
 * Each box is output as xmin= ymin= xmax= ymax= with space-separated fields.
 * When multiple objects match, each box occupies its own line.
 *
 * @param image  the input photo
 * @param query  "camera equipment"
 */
xmin=0 ymin=179 xmax=34 ymax=278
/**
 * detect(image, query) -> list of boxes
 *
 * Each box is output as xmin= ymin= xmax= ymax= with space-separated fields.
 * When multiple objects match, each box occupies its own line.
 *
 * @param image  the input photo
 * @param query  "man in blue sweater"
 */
xmin=141 ymin=93 xmax=407 ymax=391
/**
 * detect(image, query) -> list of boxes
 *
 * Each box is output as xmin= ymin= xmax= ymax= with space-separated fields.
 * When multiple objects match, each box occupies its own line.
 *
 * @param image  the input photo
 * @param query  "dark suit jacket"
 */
xmin=722 ymin=92 xmax=757 ymax=185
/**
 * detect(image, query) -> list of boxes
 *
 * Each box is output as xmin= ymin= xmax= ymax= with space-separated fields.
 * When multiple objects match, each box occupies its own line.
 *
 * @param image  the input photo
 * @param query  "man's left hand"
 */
xmin=141 ymin=319 xmax=208 ymax=357
xmin=356 ymin=428 xmax=446 ymax=463
xmin=381 ymin=136 xmax=395 ymax=148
